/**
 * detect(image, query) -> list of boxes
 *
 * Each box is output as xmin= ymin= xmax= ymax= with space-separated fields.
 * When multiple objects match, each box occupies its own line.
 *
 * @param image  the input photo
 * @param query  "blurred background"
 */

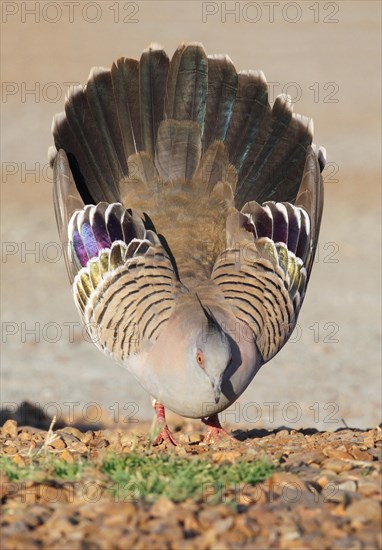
xmin=1 ymin=1 xmax=381 ymax=430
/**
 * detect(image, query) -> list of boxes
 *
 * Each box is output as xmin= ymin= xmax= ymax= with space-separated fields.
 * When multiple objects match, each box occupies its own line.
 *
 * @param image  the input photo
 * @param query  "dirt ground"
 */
xmin=1 ymin=412 xmax=381 ymax=550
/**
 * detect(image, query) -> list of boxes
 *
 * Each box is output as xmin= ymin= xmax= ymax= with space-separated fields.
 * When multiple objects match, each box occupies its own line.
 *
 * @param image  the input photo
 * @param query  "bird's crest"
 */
xmin=196 ymin=293 xmax=224 ymax=338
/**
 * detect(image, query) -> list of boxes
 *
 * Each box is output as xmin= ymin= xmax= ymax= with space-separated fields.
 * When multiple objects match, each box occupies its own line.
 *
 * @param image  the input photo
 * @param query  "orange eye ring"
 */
xmin=196 ymin=350 xmax=204 ymax=368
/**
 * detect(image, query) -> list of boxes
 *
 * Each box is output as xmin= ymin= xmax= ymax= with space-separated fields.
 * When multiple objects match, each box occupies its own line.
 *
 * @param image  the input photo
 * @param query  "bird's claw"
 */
xmin=152 ymin=400 xmax=178 ymax=446
xmin=152 ymin=423 xmax=178 ymax=446
xmin=202 ymin=414 xmax=236 ymax=444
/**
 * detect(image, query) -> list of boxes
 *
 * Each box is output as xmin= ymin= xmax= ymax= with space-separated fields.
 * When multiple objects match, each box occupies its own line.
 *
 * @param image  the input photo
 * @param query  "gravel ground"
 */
xmin=1 ymin=413 xmax=381 ymax=550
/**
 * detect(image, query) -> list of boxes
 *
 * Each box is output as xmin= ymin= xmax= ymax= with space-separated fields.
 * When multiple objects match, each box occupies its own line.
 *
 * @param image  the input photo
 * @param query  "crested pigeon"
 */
xmin=50 ymin=42 xmax=325 ymax=444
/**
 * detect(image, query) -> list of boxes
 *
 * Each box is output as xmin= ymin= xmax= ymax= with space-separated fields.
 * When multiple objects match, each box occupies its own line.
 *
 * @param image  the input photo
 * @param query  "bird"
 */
xmin=49 ymin=42 xmax=325 ymax=445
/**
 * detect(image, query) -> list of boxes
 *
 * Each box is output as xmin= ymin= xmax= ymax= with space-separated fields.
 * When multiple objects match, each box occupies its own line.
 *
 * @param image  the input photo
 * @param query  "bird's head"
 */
xmin=144 ymin=293 xmax=257 ymax=419
xmin=187 ymin=298 xmax=232 ymax=404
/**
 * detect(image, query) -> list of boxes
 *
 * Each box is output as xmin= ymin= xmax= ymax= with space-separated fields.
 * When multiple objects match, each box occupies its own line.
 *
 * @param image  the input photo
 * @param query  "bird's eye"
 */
xmin=196 ymin=350 xmax=204 ymax=368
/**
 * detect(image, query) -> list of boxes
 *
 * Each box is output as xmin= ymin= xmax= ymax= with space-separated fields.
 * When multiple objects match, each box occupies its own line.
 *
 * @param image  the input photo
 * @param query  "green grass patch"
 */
xmin=0 ymin=455 xmax=87 ymax=483
xmin=1 ymin=452 xmax=273 ymax=504
xmin=102 ymin=453 xmax=273 ymax=502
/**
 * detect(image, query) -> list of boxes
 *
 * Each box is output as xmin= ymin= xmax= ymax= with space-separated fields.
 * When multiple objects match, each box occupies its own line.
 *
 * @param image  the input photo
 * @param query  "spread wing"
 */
xmin=212 ymin=147 xmax=324 ymax=362
xmin=53 ymin=150 xmax=182 ymax=363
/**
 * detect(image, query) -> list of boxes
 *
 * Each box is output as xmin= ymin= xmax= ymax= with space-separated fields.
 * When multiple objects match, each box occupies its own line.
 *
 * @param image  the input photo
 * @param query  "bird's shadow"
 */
xmin=0 ymin=401 xmax=104 ymax=432
xmin=230 ymin=424 xmax=374 ymax=442
xmin=2 ymin=401 xmax=376 ymax=441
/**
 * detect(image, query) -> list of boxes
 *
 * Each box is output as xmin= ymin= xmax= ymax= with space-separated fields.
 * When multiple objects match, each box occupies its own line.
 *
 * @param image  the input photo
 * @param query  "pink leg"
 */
xmin=202 ymin=414 xmax=236 ymax=444
xmin=152 ymin=400 xmax=178 ymax=446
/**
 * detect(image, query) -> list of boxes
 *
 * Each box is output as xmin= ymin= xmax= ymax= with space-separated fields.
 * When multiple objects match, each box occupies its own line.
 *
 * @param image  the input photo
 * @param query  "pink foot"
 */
xmin=202 ymin=414 xmax=236 ymax=444
xmin=152 ymin=401 xmax=178 ymax=446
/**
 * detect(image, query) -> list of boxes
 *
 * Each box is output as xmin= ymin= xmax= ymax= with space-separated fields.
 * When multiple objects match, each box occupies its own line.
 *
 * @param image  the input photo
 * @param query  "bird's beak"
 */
xmin=212 ymin=377 xmax=223 ymax=404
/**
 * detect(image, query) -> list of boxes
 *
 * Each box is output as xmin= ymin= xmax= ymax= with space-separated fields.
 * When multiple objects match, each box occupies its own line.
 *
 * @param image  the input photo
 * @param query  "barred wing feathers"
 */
xmin=54 ymin=150 xmax=182 ymax=363
xmin=212 ymin=147 xmax=323 ymax=362
xmin=74 ymin=240 xmax=181 ymax=362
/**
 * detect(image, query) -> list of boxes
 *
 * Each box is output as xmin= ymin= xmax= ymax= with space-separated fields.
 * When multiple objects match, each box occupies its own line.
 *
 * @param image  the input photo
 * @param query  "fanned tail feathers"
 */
xmin=51 ymin=42 xmax=325 ymax=290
